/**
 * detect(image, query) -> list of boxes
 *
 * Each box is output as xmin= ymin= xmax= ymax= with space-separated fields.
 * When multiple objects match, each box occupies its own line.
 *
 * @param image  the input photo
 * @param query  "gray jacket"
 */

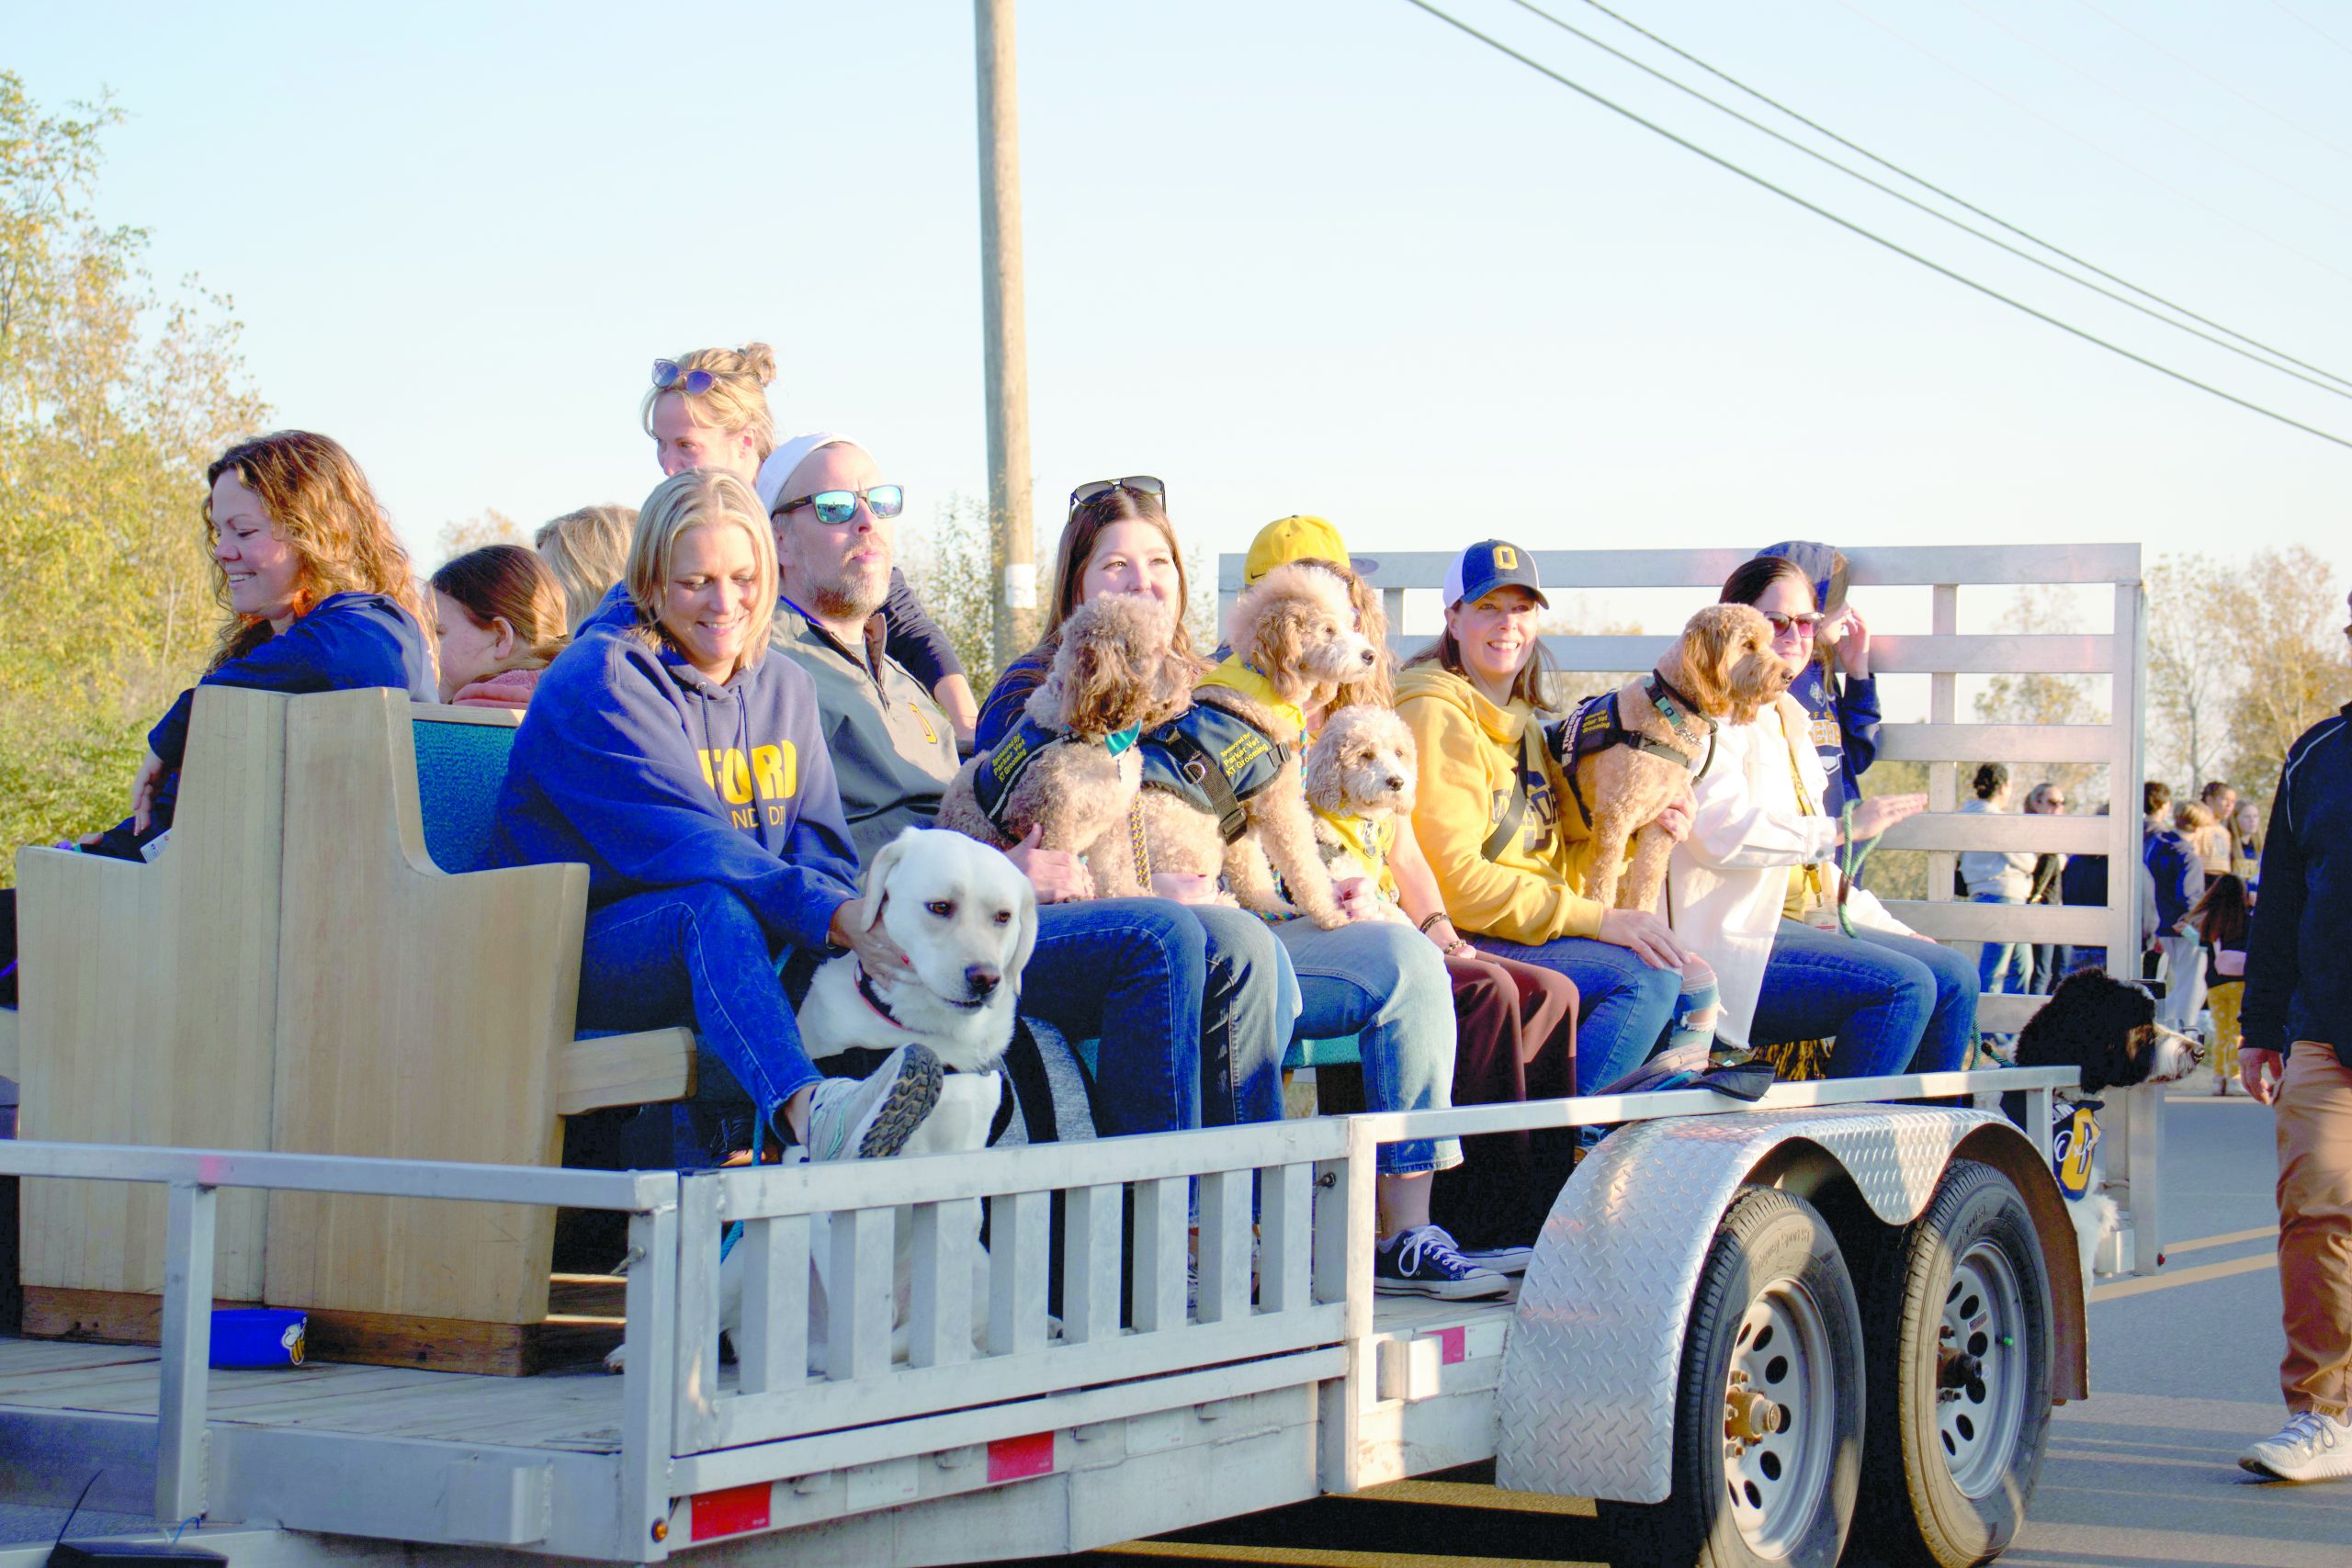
xmin=770 ymin=601 xmax=957 ymax=865
xmin=1958 ymin=797 xmax=2037 ymax=900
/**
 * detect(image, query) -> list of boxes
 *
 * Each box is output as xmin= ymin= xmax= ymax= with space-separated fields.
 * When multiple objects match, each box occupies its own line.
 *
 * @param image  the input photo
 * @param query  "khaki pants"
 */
xmin=2278 ymin=1042 xmax=2352 ymax=1418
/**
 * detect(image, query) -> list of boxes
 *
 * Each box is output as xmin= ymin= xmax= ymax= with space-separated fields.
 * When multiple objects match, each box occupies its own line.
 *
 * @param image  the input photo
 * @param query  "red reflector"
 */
xmin=1432 ymin=1325 xmax=1466 ymax=1365
xmin=987 ymin=1431 xmax=1056 ymax=1483
xmin=690 ymin=1483 xmax=771 ymax=1540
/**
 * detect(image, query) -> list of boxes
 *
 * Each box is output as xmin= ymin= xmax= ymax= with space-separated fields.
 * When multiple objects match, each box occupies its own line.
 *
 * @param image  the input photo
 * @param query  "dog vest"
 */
xmin=1312 ymin=807 xmax=1399 ymax=897
xmin=1139 ymin=703 xmax=1291 ymax=844
xmin=2051 ymin=1099 xmax=2101 ymax=1201
xmin=971 ymin=712 xmax=1142 ymax=838
xmin=1556 ymin=669 xmax=1716 ymax=831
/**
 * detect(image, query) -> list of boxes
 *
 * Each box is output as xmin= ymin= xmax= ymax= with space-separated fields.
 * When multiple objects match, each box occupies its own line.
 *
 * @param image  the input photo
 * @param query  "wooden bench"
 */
xmin=12 ymin=687 xmax=695 ymax=1372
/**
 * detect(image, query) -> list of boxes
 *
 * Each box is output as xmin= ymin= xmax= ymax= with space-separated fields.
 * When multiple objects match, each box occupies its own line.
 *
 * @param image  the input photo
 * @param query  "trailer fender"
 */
xmin=1494 ymin=1103 xmax=2084 ymax=1505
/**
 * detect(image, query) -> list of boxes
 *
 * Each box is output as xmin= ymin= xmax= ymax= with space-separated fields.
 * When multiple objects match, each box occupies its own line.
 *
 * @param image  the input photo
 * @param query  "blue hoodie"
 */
xmin=85 ymin=590 xmax=432 ymax=860
xmin=2242 ymin=705 xmax=2350 ymax=1068
xmin=1758 ymin=541 xmax=1880 ymax=816
xmin=488 ymin=617 xmax=858 ymax=953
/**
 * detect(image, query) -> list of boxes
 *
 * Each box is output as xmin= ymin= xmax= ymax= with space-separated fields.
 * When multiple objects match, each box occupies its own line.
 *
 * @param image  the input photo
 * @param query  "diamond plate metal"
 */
xmin=1494 ymin=1103 xmax=2003 ymax=1505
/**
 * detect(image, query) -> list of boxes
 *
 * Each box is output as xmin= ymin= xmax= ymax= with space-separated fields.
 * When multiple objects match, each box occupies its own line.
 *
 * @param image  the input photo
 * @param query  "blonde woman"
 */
xmin=535 ymin=505 xmax=636 ymax=632
xmin=644 ymin=344 xmax=979 ymax=743
xmin=490 ymin=469 xmax=941 ymax=1165
xmin=1 ymin=430 xmax=435 ymax=1007
xmin=429 ymin=544 xmax=569 ymax=706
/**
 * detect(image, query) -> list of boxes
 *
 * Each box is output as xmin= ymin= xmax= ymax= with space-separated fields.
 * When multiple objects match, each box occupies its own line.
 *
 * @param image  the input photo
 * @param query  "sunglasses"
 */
xmin=775 ymin=485 xmax=906 ymax=526
xmin=1762 ymin=610 xmax=1821 ymax=638
xmin=1069 ymin=476 xmax=1166 ymax=515
xmin=651 ymin=358 xmax=717 ymax=395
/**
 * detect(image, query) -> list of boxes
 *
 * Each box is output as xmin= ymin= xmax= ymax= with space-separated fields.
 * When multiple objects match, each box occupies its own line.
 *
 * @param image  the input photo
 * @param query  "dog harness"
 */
xmin=1139 ymin=702 xmax=1292 ymax=845
xmin=2050 ymin=1097 xmax=2102 ymax=1201
xmin=969 ymin=712 xmax=1143 ymax=838
xmin=1556 ymin=669 xmax=1716 ymax=831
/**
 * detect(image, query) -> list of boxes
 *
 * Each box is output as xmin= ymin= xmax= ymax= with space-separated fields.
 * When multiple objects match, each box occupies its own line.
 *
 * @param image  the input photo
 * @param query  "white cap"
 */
xmin=755 ymin=430 xmax=859 ymax=514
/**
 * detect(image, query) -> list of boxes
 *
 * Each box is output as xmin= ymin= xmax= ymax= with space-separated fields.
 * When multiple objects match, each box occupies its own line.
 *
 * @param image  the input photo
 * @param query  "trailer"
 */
xmin=0 ymin=542 xmax=2153 ymax=1566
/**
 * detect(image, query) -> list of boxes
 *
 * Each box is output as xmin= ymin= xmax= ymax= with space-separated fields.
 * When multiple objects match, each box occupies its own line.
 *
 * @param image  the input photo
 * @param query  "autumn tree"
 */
xmin=2211 ymin=547 xmax=2352 ymax=788
xmin=2144 ymin=556 xmax=2232 ymax=788
xmin=434 ymin=507 xmax=526 ymax=566
xmin=0 ymin=74 xmax=268 ymax=878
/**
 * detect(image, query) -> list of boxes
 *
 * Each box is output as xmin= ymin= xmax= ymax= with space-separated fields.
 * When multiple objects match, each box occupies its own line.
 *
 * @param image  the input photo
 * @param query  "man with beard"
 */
xmin=758 ymin=432 xmax=1292 ymax=1143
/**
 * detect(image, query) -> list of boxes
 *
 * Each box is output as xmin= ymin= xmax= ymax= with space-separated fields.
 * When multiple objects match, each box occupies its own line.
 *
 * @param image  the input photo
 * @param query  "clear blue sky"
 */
xmin=13 ymin=0 xmax=2348 ymax=611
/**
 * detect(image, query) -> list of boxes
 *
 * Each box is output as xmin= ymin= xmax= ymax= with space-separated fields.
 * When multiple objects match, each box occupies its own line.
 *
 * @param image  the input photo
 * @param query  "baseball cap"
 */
xmin=1243 ymin=514 xmax=1380 ymax=585
xmin=1445 ymin=539 xmax=1547 ymax=609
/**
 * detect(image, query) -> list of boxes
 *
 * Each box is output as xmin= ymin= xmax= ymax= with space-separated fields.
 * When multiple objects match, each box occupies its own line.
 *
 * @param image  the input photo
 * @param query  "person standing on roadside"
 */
xmin=2021 ymin=783 xmax=2070 ymax=992
xmin=2234 ymin=588 xmax=2352 ymax=1483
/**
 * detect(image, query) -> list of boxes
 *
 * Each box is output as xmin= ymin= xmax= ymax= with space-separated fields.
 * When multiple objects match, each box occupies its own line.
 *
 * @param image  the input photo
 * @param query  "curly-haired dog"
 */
xmin=938 ymin=594 xmax=1192 ymax=869
xmin=2006 ymin=968 xmax=2202 ymax=1283
xmin=1117 ymin=562 xmax=1377 ymax=927
xmin=1301 ymin=704 xmax=1417 ymax=925
xmin=1558 ymin=603 xmax=1784 ymax=913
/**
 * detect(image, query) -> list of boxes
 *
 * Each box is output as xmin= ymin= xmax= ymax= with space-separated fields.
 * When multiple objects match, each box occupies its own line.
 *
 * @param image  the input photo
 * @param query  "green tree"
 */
xmin=2211 ymin=547 xmax=2352 ymax=789
xmin=0 ymin=74 xmax=267 ymax=880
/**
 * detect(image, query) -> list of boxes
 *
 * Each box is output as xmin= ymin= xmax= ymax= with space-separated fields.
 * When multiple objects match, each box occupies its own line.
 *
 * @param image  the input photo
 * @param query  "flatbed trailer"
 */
xmin=1 ymin=1068 xmax=2086 ymax=1568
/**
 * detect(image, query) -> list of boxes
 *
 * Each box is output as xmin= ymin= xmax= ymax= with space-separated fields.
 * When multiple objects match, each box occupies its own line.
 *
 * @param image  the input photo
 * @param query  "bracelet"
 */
xmin=1417 ymin=910 xmax=1453 ymax=935
xmin=1442 ymin=938 xmax=1474 ymax=957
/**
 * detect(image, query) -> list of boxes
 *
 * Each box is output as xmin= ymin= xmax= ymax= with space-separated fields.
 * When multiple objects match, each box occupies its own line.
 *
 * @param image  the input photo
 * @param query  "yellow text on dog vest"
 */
xmin=2052 ymin=1104 xmax=2100 ymax=1201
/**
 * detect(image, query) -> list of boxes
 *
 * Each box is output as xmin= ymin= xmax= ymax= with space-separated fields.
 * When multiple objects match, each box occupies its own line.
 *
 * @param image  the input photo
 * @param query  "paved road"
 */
xmin=1032 ymin=1089 xmax=2350 ymax=1568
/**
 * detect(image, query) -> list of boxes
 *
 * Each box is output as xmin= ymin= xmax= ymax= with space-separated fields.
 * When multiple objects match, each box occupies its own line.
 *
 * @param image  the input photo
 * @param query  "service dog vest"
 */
xmin=1555 ymin=670 xmax=1714 ymax=831
xmin=1312 ymin=807 xmax=1399 ymax=898
xmin=971 ymin=712 xmax=1142 ymax=838
xmin=1139 ymin=703 xmax=1291 ymax=844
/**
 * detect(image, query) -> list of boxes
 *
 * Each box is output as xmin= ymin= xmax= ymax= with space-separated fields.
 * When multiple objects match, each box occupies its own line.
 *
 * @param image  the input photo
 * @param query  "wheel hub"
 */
xmin=1722 ymin=1280 xmax=1837 ymax=1558
xmin=1937 ymin=1242 xmax=2030 ymax=1499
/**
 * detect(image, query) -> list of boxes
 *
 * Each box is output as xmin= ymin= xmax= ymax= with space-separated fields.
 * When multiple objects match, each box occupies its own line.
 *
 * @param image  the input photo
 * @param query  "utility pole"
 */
xmin=975 ymin=0 xmax=1035 ymax=671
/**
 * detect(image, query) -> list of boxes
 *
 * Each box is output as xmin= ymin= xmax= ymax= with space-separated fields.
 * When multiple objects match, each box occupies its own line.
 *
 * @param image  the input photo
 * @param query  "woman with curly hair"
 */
xmin=0 ymin=430 xmax=435 ymax=1005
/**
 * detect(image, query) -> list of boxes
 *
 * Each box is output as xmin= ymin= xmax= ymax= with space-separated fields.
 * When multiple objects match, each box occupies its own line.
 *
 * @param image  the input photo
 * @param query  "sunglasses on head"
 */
xmin=1069 ymin=476 xmax=1165 ymax=515
xmin=651 ymin=358 xmax=717 ymax=395
xmin=775 ymin=486 xmax=906 ymax=526
xmin=1762 ymin=610 xmax=1821 ymax=637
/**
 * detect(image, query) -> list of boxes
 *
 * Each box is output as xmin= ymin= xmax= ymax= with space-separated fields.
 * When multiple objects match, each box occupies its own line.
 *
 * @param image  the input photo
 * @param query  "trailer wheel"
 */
xmin=1600 ymin=1187 xmax=1864 ymax=1568
xmin=1858 ymin=1159 xmax=2053 ymax=1567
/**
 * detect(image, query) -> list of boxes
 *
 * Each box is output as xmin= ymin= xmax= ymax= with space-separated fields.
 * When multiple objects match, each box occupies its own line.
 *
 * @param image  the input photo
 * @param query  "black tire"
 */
xmin=1600 ymin=1187 xmax=1866 ymax=1568
xmin=1855 ymin=1160 xmax=2054 ymax=1568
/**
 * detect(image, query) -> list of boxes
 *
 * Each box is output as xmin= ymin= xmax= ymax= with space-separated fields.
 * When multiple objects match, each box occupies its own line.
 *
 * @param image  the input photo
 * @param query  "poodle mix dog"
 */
xmin=1561 ymin=602 xmax=1784 ymax=913
xmin=605 ymin=830 xmax=1039 ymax=1375
xmin=937 ymin=595 xmax=1191 ymax=864
xmin=1119 ymin=561 xmax=1378 ymax=927
xmin=1301 ymin=704 xmax=1418 ymax=925
xmin=2007 ymin=967 xmax=2203 ymax=1283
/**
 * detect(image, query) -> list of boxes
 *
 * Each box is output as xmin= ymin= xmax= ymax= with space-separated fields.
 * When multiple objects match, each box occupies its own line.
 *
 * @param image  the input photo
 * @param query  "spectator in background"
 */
xmin=2061 ymin=805 xmax=2112 ymax=975
xmin=2147 ymin=800 xmax=2209 ymax=1032
xmin=536 ymin=505 xmax=635 ymax=632
xmin=1755 ymin=542 xmax=1878 ymax=815
xmin=2193 ymin=873 xmax=2251 ymax=1095
xmin=642 ymin=344 xmax=979 ymax=748
xmin=1960 ymin=762 xmax=2036 ymax=997
xmin=2233 ymin=585 xmax=2352 ymax=1483
xmin=2237 ymin=797 xmax=2265 ymax=889
xmin=2142 ymin=781 xmax=2177 ymax=985
xmin=2022 ymin=783 xmax=2070 ymax=992
xmin=2195 ymin=782 xmax=2240 ymax=874
xmin=429 ymin=545 xmax=570 ymax=707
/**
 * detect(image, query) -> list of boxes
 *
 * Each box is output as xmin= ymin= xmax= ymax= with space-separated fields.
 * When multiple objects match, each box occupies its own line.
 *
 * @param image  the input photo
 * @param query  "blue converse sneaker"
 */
xmin=1374 ymin=1224 xmax=1510 ymax=1300
xmin=1458 ymin=1241 xmax=1535 ymax=1276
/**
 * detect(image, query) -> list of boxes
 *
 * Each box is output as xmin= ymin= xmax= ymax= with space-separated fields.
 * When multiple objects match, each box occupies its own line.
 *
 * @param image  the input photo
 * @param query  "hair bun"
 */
xmin=739 ymin=342 xmax=778 ymax=387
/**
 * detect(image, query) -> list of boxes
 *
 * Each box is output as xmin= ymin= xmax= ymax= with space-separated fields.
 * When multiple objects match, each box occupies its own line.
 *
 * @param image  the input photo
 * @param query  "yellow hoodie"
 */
xmin=1396 ymin=662 xmax=1604 ymax=944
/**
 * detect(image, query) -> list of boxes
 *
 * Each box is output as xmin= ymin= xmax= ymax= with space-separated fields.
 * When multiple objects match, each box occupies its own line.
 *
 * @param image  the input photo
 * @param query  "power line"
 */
xmin=1501 ymin=0 xmax=2352 ymax=401
xmin=1566 ymin=0 xmax=2352 ymax=395
xmin=2266 ymin=0 xmax=2352 ymax=63
xmin=1394 ymin=0 xmax=2352 ymax=452
xmin=1830 ymin=0 xmax=2352 ymax=290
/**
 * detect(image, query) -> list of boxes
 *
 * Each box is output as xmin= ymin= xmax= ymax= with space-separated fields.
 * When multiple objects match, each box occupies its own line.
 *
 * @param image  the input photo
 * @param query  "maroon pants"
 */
xmin=1430 ymin=950 xmax=1579 ymax=1249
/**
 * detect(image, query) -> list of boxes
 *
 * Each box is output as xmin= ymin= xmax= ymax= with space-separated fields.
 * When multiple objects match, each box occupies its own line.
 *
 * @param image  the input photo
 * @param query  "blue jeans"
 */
xmin=575 ymin=884 xmax=826 ymax=1161
xmin=1465 ymin=933 xmax=1685 ymax=1095
xmin=1973 ymin=892 xmax=2029 ymax=995
xmin=1275 ymin=919 xmax=1460 ymax=1175
xmin=1752 ymin=920 xmax=1979 ymax=1077
xmin=1019 ymin=898 xmax=1289 ymax=1138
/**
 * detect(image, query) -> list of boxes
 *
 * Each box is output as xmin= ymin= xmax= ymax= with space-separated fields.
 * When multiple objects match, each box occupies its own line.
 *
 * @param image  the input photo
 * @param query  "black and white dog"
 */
xmin=2007 ymin=968 xmax=2203 ymax=1283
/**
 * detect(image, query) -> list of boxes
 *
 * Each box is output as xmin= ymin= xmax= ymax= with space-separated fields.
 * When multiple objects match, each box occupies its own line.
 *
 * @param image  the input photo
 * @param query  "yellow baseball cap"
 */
xmin=1243 ymin=514 xmax=1379 ymax=585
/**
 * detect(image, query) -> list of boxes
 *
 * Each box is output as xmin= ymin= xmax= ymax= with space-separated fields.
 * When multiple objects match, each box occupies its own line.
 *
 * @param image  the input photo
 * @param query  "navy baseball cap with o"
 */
xmin=1445 ymin=539 xmax=1548 ymax=610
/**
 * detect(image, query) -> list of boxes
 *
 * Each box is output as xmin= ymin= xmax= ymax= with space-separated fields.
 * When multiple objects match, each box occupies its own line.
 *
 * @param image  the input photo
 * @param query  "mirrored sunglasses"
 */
xmin=1069 ymin=475 xmax=1166 ymax=515
xmin=775 ymin=486 xmax=906 ymax=526
xmin=651 ymin=358 xmax=717 ymax=395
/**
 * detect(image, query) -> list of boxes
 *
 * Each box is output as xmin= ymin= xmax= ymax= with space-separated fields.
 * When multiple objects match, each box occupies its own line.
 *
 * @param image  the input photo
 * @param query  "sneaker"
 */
xmin=1374 ymin=1224 xmax=1510 ymax=1301
xmin=1458 ymin=1242 xmax=1535 ymax=1277
xmin=2239 ymin=1410 xmax=2352 ymax=1483
xmin=803 ymin=1044 xmax=944 ymax=1161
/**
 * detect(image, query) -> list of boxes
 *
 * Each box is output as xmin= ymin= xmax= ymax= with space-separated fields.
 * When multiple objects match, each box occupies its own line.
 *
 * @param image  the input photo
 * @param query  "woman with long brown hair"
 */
xmin=0 ymin=430 xmax=435 ymax=1006
xmin=430 ymin=544 xmax=570 ymax=707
